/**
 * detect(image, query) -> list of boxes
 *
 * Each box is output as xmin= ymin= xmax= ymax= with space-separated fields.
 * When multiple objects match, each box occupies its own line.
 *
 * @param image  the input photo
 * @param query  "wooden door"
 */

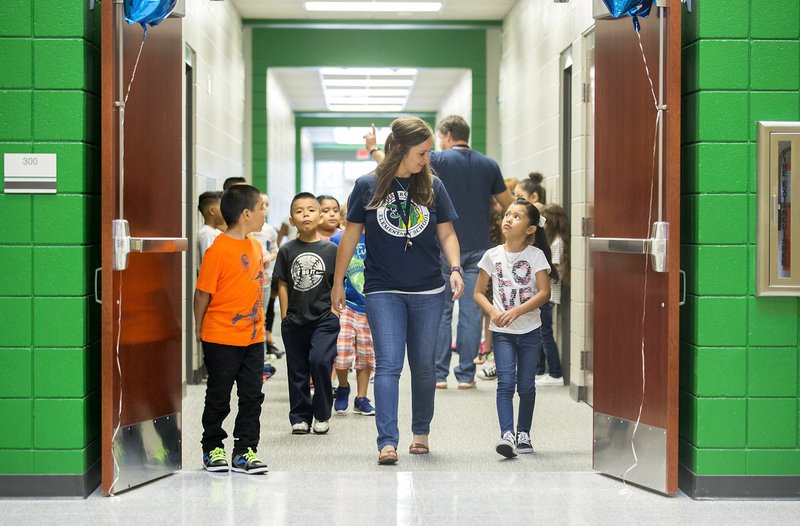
xmin=591 ymin=4 xmax=680 ymax=495
xmin=101 ymin=5 xmax=184 ymax=495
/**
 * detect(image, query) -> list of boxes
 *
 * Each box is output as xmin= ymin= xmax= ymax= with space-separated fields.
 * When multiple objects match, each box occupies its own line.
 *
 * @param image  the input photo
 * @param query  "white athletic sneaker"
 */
xmin=312 ymin=419 xmax=330 ymax=434
xmin=291 ymin=421 xmax=310 ymax=435
xmin=536 ymin=374 xmax=563 ymax=387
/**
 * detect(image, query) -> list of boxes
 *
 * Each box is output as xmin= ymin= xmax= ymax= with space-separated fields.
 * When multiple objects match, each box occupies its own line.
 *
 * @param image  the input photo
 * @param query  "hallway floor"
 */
xmin=2 ymin=356 xmax=799 ymax=524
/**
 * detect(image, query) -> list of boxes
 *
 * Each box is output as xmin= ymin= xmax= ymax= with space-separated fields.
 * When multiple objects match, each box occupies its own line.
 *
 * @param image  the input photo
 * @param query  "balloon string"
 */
xmin=124 ymin=32 xmax=147 ymax=105
xmin=620 ymin=22 xmax=660 ymax=492
xmin=635 ymin=28 xmax=658 ymax=111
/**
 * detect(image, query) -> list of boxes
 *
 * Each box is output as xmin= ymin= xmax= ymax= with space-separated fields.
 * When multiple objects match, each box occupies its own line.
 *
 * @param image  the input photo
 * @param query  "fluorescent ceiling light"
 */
xmin=324 ymin=88 xmax=411 ymax=96
xmin=305 ymin=2 xmax=442 ymax=13
xmin=323 ymin=79 xmax=415 ymax=88
xmin=327 ymin=97 xmax=407 ymax=104
xmin=320 ymin=67 xmax=417 ymax=77
xmin=328 ymin=105 xmax=404 ymax=112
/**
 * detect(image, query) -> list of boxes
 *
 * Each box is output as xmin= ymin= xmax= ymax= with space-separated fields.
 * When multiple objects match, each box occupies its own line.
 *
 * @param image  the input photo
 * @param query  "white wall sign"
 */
xmin=3 ymin=153 xmax=57 ymax=193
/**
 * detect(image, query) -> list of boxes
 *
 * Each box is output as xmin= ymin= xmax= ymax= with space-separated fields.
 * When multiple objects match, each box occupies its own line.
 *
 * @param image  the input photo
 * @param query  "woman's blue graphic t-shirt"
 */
xmin=346 ymin=173 xmax=457 ymax=294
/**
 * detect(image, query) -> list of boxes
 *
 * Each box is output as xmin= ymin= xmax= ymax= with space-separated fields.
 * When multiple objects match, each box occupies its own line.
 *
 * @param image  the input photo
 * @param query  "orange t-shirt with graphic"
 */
xmin=196 ymin=234 xmax=265 ymax=346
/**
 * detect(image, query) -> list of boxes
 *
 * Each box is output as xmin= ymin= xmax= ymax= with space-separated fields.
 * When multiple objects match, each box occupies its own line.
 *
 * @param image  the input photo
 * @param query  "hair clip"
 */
xmin=539 ymin=216 xmax=547 ymax=227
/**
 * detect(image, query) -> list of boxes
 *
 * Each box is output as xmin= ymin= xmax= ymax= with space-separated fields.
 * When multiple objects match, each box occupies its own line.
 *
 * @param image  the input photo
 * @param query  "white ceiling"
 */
xmin=231 ymin=0 xmax=517 ymax=21
xmin=272 ymin=67 xmax=470 ymax=113
xmin=236 ymin=1 xmax=515 ymax=141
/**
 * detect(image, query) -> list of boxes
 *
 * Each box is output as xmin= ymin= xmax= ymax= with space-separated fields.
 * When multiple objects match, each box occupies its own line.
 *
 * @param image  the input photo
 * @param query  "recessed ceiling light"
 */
xmin=323 ymin=79 xmax=415 ymax=88
xmin=328 ymin=105 xmax=405 ymax=112
xmin=320 ymin=67 xmax=417 ymax=77
xmin=305 ymin=2 xmax=442 ymax=13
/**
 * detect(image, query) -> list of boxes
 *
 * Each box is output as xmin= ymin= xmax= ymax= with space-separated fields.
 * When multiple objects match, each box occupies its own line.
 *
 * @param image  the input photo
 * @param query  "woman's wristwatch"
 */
xmin=451 ymin=265 xmax=463 ymax=275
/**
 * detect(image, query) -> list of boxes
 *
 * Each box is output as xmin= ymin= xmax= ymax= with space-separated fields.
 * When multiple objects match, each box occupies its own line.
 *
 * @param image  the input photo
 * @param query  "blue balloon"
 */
xmin=124 ymin=0 xmax=177 ymax=30
xmin=602 ymin=0 xmax=653 ymax=31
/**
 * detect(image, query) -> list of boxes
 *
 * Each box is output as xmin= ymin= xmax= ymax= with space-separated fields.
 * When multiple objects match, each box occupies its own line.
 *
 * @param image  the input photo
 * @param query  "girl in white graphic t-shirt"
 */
xmin=473 ymin=198 xmax=558 ymax=458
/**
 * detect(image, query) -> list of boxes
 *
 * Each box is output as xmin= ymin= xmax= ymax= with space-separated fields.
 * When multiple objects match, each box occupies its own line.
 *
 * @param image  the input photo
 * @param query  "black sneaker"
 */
xmin=231 ymin=447 xmax=269 ymax=474
xmin=516 ymin=431 xmax=533 ymax=454
xmin=202 ymin=447 xmax=229 ymax=472
xmin=496 ymin=431 xmax=517 ymax=458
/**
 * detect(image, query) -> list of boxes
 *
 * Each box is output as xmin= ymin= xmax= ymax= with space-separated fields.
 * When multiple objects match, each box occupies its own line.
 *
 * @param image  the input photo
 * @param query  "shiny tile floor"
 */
xmin=3 ymin=471 xmax=800 ymax=525
xmin=2 ymin=355 xmax=798 ymax=523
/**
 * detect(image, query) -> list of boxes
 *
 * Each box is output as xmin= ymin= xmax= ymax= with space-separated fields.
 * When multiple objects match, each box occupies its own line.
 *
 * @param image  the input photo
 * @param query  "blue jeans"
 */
xmin=536 ymin=302 xmax=563 ymax=378
xmin=365 ymin=291 xmax=445 ymax=451
xmin=493 ymin=328 xmax=542 ymax=436
xmin=435 ymin=249 xmax=484 ymax=383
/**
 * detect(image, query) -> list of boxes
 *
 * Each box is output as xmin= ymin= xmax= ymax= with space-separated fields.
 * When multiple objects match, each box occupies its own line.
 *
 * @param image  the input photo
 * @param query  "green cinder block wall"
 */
xmin=0 ymin=1 xmax=101 ymax=496
xmin=680 ymin=0 xmax=800 ymax=496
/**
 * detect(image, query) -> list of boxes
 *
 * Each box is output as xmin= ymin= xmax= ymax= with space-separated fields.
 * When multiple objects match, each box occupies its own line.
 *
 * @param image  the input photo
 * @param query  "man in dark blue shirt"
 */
xmin=367 ymin=116 xmax=513 ymax=388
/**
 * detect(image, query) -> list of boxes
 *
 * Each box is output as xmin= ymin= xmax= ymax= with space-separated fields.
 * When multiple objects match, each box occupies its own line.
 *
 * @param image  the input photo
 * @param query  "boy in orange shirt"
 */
xmin=194 ymin=183 xmax=269 ymax=474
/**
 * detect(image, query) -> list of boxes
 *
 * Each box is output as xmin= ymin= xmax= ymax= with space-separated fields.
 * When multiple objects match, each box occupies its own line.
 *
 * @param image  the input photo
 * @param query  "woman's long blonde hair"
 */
xmin=367 ymin=116 xmax=435 ymax=209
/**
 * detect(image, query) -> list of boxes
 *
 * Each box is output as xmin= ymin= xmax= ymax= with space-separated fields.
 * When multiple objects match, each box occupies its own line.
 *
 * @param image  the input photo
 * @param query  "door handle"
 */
xmin=94 ymin=267 xmax=102 ymax=304
xmin=113 ymin=219 xmax=188 ymax=271
xmin=589 ymin=221 xmax=669 ymax=273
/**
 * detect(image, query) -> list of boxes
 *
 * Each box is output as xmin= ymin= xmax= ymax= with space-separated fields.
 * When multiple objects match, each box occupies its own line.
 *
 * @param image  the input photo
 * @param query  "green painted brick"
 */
xmin=747 ymin=450 xmax=800 ymax=476
xmin=694 ymin=194 xmax=748 ymax=244
xmin=693 ymin=245 xmax=748 ymax=295
xmin=33 ymin=444 xmax=98 ymax=475
xmin=33 ymin=194 xmax=100 ymax=244
xmin=747 ymin=296 xmax=798 ymax=346
xmin=33 ymin=143 xmax=99 ymax=195
xmin=0 ymin=348 xmax=32 ymax=397
xmin=747 ymin=398 xmax=798 ymax=448
xmin=0 ymin=399 xmax=32 ymax=448
xmin=0 ymin=450 xmax=33 ymax=475
xmin=680 ymin=194 xmax=696 ymax=244
xmin=694 ymin=143 xmax=748 ymax=194
xmin=0 ymin=38 xmax=32 ymax=88
xmin=33 ymin=347 xmax=90 ymax=397
xmin=0 ymin=194 xmax=32 ymax=243
xmin=694 ymin=40 xmax=749 ymax=91
xmin=694 ymin=449 xmax=747 ymax=476
xmin=694 ymin=398 xmax=746 ymax=448
xmin=752 ymin=0 xmax=800 ymax=38
xmin=695 ymin=347 xmax=746 ymax=397
xmin=694 ymin=296 xmax=747 ymax=347
xmin=0 ymin=246 xmax=32 ymax=295
xmin=0 ymin=2 xmax=32 ymax=37
xmin=684 ymin=92 xmax=749 ymax=143
xmin=34 ymin=397 xmax=94 ymax=449
xmin=682 ymin=0 xmax=750 ymax=42
xmin=0 ymin=297 xmax=32 ymax=347
xmin=751 ymin=41 xmax=800 ymax=91
xmin=33 ymin=90 xmax=90 ymax=141
xmin=34 ymin=0 xmax=96 ymax=40
xmin=33 ymin=38 xmax=85 ymax=89
xmin=33 ymin=296 xmax=95 ymax=348
xmin=749 ymin=92 xmax=800 ymax=142
xmin=0 ymin=91 xmax=32 ymax=140
xmin=748 ymin=347 xmax=798 ymax=397
xmin=681 ymin=144 xmax=698 ymax=194
xmin=34 ymin=246 xmax=94 ymax=296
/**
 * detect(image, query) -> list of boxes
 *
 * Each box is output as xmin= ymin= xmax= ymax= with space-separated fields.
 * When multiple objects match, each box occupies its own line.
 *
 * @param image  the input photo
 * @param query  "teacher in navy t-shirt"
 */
xmin=332 ymin=116 xmax=464 ymax=466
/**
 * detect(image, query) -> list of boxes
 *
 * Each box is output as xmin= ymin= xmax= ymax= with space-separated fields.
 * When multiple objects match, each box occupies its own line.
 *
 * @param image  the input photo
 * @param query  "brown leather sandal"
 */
xmin=378 ymin=446 xmax=398 ymax=465
xmin=408 ymin=442 xmax=430 ymax=455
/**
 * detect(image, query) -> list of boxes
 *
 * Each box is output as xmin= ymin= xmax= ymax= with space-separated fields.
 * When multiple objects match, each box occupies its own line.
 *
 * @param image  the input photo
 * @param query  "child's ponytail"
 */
xmin=515 ymin=197 xmax=560 ymax=283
